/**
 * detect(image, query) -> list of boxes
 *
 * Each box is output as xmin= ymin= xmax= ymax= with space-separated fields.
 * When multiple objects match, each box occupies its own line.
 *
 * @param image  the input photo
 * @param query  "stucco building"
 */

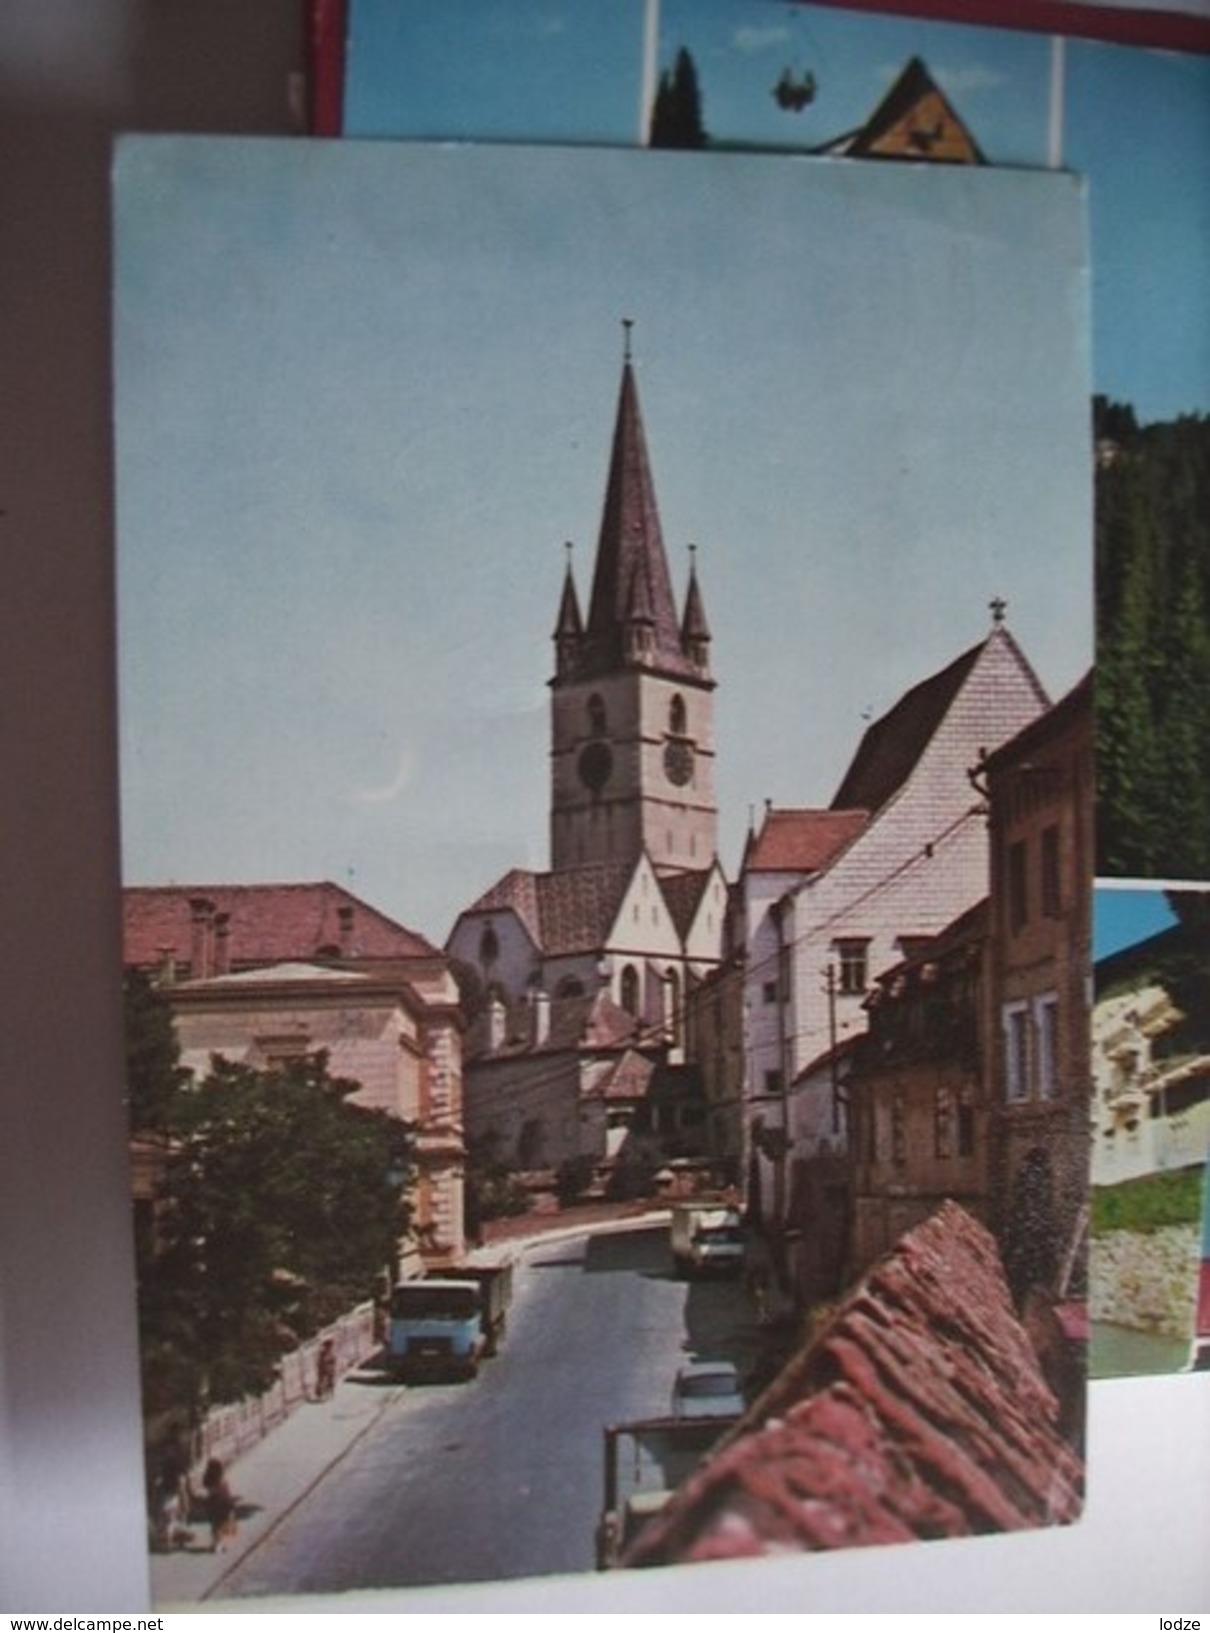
xmin=123 ymin=881 xmax=467 ymax=1267
xmin=741 ymin=613 xmax=1050 ymax=1231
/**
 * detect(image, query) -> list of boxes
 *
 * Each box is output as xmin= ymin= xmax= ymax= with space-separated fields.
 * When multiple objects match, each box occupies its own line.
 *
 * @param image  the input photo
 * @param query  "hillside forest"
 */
xmin=1095 ymin=399 xmax=1210 ymax=882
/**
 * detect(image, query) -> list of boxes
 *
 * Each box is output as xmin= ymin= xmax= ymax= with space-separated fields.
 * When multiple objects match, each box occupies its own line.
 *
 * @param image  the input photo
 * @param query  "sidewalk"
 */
xmin=150 ymin=1362 xmax=404 ymax=1606
xmin=149 ymin=1207 xmax=771 ymax=1605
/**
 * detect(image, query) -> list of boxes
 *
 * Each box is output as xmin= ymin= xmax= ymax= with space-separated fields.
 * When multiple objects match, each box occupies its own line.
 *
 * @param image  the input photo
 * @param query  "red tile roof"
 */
xmin=624 ymin=1201 xmax=1083 ymax=1566
xmin=745 ymin=808 xmax=868 ymax=874
xmin=654 ymin=868 xmax=715 ymax=939
xmin=460 ymin=860 xmax=661 ymax=957
xmin=122 ymin=882 xmax=440 ymax=972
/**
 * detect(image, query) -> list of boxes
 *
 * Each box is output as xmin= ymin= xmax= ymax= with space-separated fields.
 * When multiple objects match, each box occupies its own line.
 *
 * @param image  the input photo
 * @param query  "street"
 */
xmin=218 ymin=1219 xmax=757 ymax=1596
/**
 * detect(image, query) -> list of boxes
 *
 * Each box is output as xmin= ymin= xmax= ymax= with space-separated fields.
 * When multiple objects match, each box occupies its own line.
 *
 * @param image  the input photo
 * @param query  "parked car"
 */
xmin=671 ymin=1359 xmax=745 ymax=1420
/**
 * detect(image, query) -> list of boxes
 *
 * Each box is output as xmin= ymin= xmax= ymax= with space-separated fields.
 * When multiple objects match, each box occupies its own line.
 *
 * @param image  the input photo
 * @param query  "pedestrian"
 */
xmin=316 ymin=1336 xmax=336 ymax=1400
xmin=201 ymin=1457 xmax=238 ymax=1554
xmin=152 ymin=1435 xmax=194 ymax=1550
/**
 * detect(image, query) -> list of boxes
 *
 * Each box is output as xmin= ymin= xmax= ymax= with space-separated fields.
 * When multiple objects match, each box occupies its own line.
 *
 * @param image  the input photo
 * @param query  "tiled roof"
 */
xmin=831 ymin=639 xmax=985 ymax=813
xmin=122 ymin=882 xmax=439 ymax=972
xmin=624 ymin=1202 xmax=1083 ymax=1566
xmin=982 ymin=669 xmax=1093 ymax=774
xmin=589 ymin=1047 xmax=656 ymax=1102
xmin=745 ymin=808 xmax=868 ymax=874
xmin=460 ymin=861 xmax=637 ymax=957
xmin=656 ymin=868 xmax=715 ymax=938
xmin=461 ymin=868 xmax=543 ymax=947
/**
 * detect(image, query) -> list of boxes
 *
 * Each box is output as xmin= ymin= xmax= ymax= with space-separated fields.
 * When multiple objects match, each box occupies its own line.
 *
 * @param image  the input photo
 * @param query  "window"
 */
xmin=762 ymin=980 xmax=778 ymax=1004
xmin=1007 ymin=841 xmax=1028 ymax=934
xmin=1041 ymin=824 xmax=1061 ymax=917
xmin=891 ymin=1097 xmax=906 ymax=1165
xmin=835 ymin=938 xmax=870 ymax=996
xmin=957 ymin=1098 xmax=975 ymax=1156
xmin=1003 ymin=1002 xmax=1030 ymax=1101
xmin=587 ymin=693 xmax=607 ymax=737
xmin=479 ymin=924 xmax=499 ymax=966
xmin=620 ymin=964 xmax=640 ymax=1015
xmin=669 ymin=693 xmax=687 ymax=735
xmin=763 ymin=1069 xmax=784 ymax=1097
xmin=934 ymin=1085 xmax=953 ymax=1158
xmin=1035 ymin=993 xmax=1059 ymax=1098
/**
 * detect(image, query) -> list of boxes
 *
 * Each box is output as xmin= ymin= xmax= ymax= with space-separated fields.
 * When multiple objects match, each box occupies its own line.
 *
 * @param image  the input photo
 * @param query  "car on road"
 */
xmin=670 ymin=1359 xmax=745 ymax=1420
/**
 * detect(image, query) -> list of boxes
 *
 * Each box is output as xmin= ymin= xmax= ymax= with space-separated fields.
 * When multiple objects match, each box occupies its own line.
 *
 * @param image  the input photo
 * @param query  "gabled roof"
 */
xmin=624 ymin=1203 xmax=1082 ymax=1566
xmin=982 ymin=668 xmax=1093 ymax=775
xmin=588 ymin=1047 xmax=657 ymax=1102
xmin=122 ymin=882 xmax=440 ymax=971
xmin=818 ymin=56 xmax=985 ymax=165
xmin=657 ymin=866 xmax=718 ymax=939
xmin=459 ymin=868 xmax=544 ymax=949
xmin=460 ymin=857 xmax=706 ymax=958
xmin=831 ymin=628 xmax=1047 ymax=815
xmin=745 ymin=808 xmax=869 ymax=875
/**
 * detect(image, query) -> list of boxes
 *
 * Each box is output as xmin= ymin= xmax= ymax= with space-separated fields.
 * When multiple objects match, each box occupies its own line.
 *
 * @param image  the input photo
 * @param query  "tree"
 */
xmin=1096 ymin=406 xmax=1210 ymax=877
xmin=123 ymin=967 xmax=189 ymax=1131
xmin=650 ymin=47 xmax=707 ymax=150
xmin=137 ymin=1051 xmax=414 ymax=1416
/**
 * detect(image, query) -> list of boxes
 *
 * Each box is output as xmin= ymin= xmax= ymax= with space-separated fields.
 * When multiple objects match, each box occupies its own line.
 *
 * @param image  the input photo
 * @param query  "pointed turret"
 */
xmin=553 ymin=543 xmax=584 ymax=679
xmin=680 ymin=545 xmax=711 ymax=672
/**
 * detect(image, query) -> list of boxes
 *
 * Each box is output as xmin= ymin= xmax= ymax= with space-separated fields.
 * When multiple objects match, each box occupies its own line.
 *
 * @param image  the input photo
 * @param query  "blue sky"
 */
xmin=1094 ymin=883 xmax=1179 ymax=961
xmin=345 ymin=0 xmax=1210 ymax=424
xmin=115 ymin=139 xmax=1091 ymax=943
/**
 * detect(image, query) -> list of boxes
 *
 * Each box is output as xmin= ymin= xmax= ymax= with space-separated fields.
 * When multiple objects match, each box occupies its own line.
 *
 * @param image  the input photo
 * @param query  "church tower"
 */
xmin=550 ymin=326 xmax=717 ymax=876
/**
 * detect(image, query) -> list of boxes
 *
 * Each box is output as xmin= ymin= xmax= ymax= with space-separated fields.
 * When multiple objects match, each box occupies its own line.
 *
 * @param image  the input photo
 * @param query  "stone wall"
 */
xmin=1089 ymin=1224 xmax=1199 ymax=1337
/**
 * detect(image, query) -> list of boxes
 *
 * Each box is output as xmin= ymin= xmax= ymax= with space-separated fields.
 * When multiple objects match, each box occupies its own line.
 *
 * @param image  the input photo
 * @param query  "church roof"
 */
xmin=588 ymin=1046 xmax=657 ymax=1101
xmin=461 ymin=860 xmax=637 ymax=957
xmin=581 ymin=357 xmax=700 ymax=680
xmin=656 ymin=867 xmax=718 ymax=938
xmin=745 ymin=808 xmax=869 ymax=875
xmin=123 ymin=881 xmax=440 ymax=973
xmin=830 ymin=628 xmax=1046 ymax=815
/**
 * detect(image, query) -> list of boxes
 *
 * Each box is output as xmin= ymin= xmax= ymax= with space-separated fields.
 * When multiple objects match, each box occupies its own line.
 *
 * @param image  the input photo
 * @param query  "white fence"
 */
xmin=192 ymin=1302 xmax=378 ymax=1474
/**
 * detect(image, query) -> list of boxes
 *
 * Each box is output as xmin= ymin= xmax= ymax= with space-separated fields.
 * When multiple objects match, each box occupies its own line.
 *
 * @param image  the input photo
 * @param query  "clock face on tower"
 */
xmin=663 ymin=738 xmax=695 ymax=787
xmin=577 ymin=740 xmax=613 ymax=795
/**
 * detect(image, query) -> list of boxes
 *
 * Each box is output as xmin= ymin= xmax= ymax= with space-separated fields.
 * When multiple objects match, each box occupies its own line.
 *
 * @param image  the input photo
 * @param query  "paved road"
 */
xmin=219 ymin=1220 xmax=756 ymax=1596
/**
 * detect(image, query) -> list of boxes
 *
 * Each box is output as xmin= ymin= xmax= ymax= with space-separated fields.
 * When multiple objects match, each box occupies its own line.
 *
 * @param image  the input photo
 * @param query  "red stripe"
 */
xmin=799 ymin=0 xmax=1210 ymax=54
xmin=308 ymin=0 xmax=348 ymax=136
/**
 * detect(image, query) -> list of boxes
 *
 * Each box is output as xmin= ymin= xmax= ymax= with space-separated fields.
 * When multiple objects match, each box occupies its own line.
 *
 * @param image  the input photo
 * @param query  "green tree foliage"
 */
xmin=123 ymin=967 xmax=189 ymax=1131
xmin=650 ymin=47 xmax=707 ymax=150
xmin=1092 ymin=1166 xmax=1204 ymax=1235
xmin=1095 ymin=400 xmax=1210 ymax=878
xmin=135 ymin=1048 xmax=414 ymax=1416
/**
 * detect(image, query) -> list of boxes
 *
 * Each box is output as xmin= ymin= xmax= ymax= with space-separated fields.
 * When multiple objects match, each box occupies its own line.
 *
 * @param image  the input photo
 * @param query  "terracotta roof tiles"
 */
xmin=624 ymin=1202 xmax=1083 ymax=1567
xmin=745 ymin=808 xmax=869 ymax=874
xmin=122 ymin=882 xmax=439 ymax=973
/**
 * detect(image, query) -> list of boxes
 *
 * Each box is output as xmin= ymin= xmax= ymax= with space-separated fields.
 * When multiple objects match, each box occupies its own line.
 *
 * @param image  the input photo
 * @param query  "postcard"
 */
xmin=115 ymin=136 xmax=1092 ymax=1601
xmin=1090 ymin=883 xmax=1210 ymax=1376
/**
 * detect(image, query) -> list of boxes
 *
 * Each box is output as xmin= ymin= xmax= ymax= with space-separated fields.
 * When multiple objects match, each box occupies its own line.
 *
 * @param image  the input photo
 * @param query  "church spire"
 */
xmin=582 ymin=324 xmax=692 ymax=677
xmin=553 ymin=542 xmax=583 ymax=679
